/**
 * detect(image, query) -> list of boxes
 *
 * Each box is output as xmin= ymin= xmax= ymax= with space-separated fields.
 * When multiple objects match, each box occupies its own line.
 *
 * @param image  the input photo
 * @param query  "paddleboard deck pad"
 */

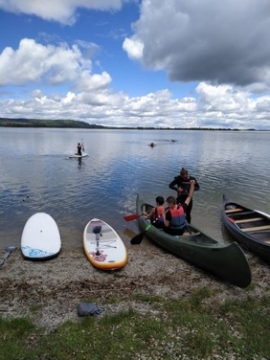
xmin=21 ymin=212 xmax=61 ymax=260
xmin=83 ymin=218 xmax=128 ymax=270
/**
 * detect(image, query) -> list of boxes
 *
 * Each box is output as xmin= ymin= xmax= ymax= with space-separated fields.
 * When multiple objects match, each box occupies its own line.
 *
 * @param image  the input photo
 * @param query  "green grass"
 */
xmin=1 ymin=292 xmax=270 ymax=359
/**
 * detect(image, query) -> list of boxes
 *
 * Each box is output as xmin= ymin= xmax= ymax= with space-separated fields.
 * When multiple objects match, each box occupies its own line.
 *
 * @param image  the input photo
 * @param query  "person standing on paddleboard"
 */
xmin=168 ymin=168 xmax=200 ymax=224
xmin=77 ymin=143 xmax=82 ymax=156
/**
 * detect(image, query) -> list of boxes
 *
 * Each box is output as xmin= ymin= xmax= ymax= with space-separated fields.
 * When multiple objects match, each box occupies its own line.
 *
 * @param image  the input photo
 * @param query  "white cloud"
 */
xmin=123 ymin=0 xmax=270 ymax=91
xmin=196 ymin=82 xmax=252 ymax=112
xmin=122 ymin=38 xmax=144 ymax=60
xmin=1 ymin=1 xmax=270 ymax=129
xmin=3 ymin=79 xmax=270 ymax=129
xmin=0 ymin=39 xmax=87 ymax=85
xmin=75 ymin=71 xmax=112 ymax=92
xmin=0 ymin=0 xmax=125 ymax=24
xmin=0 ymin=38 xmax=113 ymax=94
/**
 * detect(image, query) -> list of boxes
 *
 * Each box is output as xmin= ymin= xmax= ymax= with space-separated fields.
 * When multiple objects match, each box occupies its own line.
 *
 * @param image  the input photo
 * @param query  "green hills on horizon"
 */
xmin=0 ymin=117 xmax=258 ymax=130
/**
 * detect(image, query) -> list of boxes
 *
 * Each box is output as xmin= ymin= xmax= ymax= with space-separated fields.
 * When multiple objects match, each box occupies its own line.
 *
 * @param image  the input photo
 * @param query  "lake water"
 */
xmin=0 ymin=127 xmax=269 ymax=249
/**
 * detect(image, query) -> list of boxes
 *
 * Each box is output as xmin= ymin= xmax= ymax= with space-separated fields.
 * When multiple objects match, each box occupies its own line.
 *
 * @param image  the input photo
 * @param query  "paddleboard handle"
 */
xmin=93 ymin=226 xmax=102 ymax=234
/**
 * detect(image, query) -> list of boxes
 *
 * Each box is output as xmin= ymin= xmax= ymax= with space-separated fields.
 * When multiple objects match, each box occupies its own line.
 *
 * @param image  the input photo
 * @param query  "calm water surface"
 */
xmin=0 ymin=127 xmax=269 ymax=249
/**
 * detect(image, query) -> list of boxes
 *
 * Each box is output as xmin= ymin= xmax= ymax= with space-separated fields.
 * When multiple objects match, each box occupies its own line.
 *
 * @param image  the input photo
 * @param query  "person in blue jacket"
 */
xmin=168 ymin=168 xmax=199 ymax=223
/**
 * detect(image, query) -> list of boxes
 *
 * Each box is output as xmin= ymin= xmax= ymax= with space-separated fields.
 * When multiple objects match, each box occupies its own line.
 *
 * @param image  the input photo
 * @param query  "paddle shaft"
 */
xmin=96 ymin=233 xmax=100 ymax=255
xmin=124 ymin=213 xmax=144 ymax=221
xmin=0 ymin=247 xmax=17 ymax=267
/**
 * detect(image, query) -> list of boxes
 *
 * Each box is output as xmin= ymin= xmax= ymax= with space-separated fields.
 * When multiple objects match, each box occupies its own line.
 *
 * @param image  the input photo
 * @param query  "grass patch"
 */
xmin=1 ymin=294 xmax=270 ymax=359
xmin=219 ymin=296 xmax=270 ymax=357
xmin=0 ymin=317 xmax=39 ymax=360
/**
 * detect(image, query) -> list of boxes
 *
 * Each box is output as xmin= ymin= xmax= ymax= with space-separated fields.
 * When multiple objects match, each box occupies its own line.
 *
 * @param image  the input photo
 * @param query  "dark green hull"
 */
xmin=222 ymin=194 xmax=270 ymax=262
xmin=136 ymin=194 xmax=251 ymax=288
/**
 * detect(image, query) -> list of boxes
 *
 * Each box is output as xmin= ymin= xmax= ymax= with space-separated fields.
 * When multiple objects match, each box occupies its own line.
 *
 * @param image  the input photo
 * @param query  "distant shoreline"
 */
xmin=0 ymin=118 xmax=264 ymax=131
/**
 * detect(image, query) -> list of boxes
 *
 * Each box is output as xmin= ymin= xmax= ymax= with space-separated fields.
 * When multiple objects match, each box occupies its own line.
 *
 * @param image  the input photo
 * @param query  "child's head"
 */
xmin=155 ymin=196 xmax=164 ymax=205
xmin=166 ymin=196 xmax=177 ymax=208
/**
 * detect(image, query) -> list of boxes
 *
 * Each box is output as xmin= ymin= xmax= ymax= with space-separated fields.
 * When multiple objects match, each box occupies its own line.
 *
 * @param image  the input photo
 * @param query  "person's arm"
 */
xmin=162 ymin=208 xmax=170 ymax=227
xmin=169 ymin=177 xmax=179 ymax=192
xmin=184 ymin=181 xmax=195 ymax=206
xmin=145 ymin=208 xmax=155 ymax=219
xmin=191 ymin=177 xmax=200 ymax=191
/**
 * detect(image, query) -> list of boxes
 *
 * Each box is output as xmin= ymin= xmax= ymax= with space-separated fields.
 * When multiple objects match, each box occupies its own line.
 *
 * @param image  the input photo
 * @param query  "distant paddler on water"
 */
xmin=77 ymin=142 xmax=82 ymax=156
xmin=69 ymin=140 xmax=88 ymax=158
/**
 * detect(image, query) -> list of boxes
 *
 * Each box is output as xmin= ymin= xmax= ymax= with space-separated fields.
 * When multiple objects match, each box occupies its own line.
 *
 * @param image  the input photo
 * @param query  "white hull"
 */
xmin=21 ymin=213 xmax=61 ymax=259
xmin=69 ymin=151 xmax=88 ymax=158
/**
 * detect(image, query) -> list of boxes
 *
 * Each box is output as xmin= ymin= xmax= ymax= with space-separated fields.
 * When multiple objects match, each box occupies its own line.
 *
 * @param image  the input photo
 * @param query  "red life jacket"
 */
xmin=155 ymin=206 xmax=164 ymax=218
xmin=151 ymin=206 xmax=164 ymax=228
xmin=169 ymin=205 xmax=186 ymax=230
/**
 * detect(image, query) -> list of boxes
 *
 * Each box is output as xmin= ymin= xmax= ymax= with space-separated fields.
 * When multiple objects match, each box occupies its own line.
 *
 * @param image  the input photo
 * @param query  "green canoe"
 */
xmin=136 ymin=194 xmax=251 ymax=288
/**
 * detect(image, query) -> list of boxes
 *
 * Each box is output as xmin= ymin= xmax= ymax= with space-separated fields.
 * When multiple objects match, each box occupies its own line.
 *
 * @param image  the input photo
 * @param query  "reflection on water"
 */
xmin=0 ymin=128 xmax=269 ymax=249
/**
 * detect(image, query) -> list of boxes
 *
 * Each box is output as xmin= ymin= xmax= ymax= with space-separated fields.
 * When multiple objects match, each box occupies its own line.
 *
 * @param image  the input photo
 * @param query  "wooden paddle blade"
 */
xmin=124 ymin=213 xmax=142 ymax=221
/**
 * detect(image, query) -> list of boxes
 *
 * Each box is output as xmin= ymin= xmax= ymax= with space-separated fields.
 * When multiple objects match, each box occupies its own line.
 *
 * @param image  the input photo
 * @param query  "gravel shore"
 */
xmin=1 ymin=240 xmax=270 ymax=332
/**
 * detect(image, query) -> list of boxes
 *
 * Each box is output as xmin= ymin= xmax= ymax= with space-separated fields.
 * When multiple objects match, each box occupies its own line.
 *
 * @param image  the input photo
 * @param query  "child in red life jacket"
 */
xmin=163 ymin=181 xmax=195 ymax=235
xmin=145 ymin=196 xmax=165 ymax=228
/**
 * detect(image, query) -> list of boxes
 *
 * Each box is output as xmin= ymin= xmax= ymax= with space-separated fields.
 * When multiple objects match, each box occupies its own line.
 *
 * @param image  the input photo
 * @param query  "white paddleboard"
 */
xmin=83 ymin=218 xmax=128 ymax=270
xmin=21 ymin=213 xmax=61 ymax=260
xmin=69 ymin=151 xmax=88 ymax=158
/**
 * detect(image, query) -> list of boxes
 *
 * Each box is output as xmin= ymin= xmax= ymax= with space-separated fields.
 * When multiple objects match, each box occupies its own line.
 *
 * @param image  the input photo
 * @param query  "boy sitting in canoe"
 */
xmin=145 ymin=196 xmax=165 ymax=229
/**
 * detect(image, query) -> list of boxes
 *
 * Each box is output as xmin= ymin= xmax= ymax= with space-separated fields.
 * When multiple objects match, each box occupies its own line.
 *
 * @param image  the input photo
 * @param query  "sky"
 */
xmin=1 ymin=0 xmax=270 ymax=129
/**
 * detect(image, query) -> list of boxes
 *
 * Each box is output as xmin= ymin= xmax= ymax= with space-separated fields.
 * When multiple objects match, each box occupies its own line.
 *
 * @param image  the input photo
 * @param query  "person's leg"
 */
xmin=186 ymin=199 xmax=193 ymax=223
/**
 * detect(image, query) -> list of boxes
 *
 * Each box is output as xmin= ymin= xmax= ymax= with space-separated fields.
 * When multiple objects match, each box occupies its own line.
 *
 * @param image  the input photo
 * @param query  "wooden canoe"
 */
xmin=136 ymin=194 xmax=251 ymax=288
xmin=222 ymin=194 xmax=270 ymax=262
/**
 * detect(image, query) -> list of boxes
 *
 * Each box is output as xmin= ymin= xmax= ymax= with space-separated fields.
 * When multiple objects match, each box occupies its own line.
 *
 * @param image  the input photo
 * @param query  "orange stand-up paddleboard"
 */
xmin=83 ymin=218 xmax=128 ymax=270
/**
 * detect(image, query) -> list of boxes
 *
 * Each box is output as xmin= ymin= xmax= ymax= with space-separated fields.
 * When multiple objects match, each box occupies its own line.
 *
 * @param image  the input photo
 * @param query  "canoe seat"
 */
xmin=234 ymin=217 xmax=263 ymax=224
xmin=225 ymin=208 xmax=244 ymax=214
xmin=182 ymin=231 xmax=200 ymax=237
xmin=242 ymin=225 xmax=270 ymax=232
xmin=231 ymin=211 xmax=257 ymax=217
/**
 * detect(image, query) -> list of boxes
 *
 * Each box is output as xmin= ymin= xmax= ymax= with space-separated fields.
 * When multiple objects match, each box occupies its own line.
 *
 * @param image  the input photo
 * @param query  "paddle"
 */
xmin=124 ymin=213 xmax=144 ymax=221
xmin=0 ymin=246 xmax=17 ymax=268
xmin=130 ymin=224 xmax=152 ymax=245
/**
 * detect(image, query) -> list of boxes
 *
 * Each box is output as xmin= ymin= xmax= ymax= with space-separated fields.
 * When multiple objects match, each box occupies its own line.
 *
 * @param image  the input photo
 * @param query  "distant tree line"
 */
xmin=0 ymin=118 xmax=101 ymax=128
xmin=0 ymin=117 xmax=257 ymax=131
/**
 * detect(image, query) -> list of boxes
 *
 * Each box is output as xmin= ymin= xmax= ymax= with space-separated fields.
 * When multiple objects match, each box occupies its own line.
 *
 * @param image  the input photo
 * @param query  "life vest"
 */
xmin=155 ymin=206 xmax=164 ymax=218
xmin=151 ymin=206 xmax=164 ymax=228
xmin=169 ymin=205 xmax=186 ymax=230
